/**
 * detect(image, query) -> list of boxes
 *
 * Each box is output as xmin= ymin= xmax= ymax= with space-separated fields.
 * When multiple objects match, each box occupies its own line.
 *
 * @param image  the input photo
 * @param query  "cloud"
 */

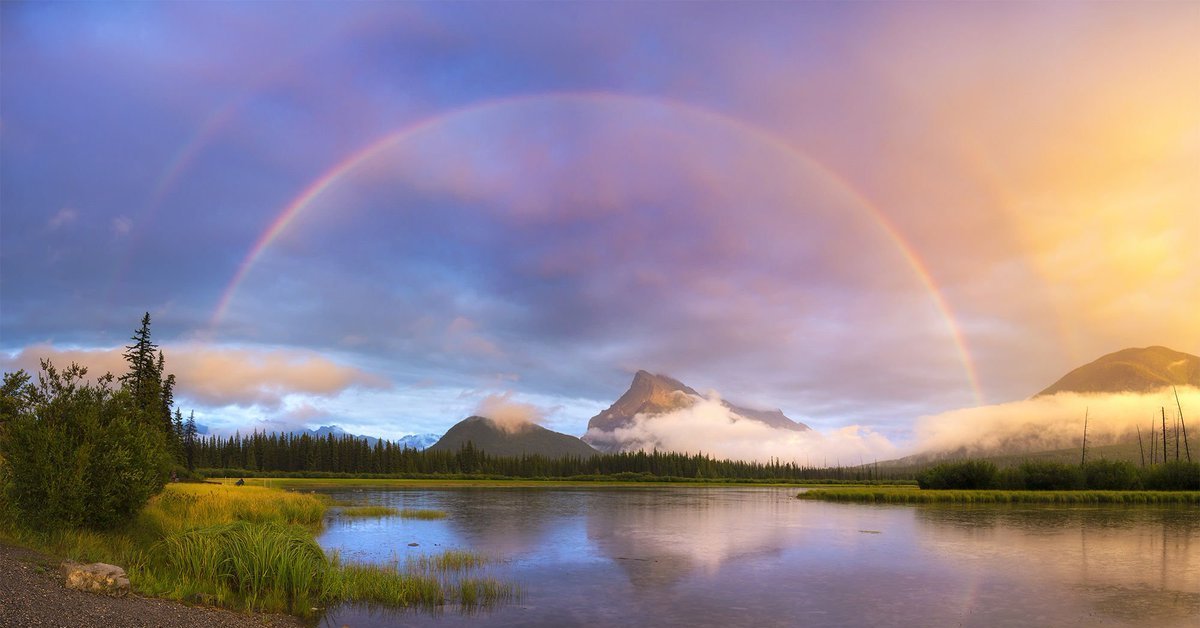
xmin=1 ymin=343 xmax=389 ymax=409
xmin=587 ymin=393 xmax=898 ymax=464
xmin=913 ymin=387 xmax=1200 ymax=456
xmin=111 ymin=216 xmax=133 ymax=236
xmin=472 ymin=391 xmax=546 ymax=433
xmin=48 ymin=207 xmax=78 ymax=230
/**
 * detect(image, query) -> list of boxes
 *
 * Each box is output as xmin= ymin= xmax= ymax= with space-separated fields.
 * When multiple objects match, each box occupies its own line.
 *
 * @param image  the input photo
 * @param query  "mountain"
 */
xmin=396 ymin=433 xmax=441 ymax=450
xmin=582 ymin=370 xmax=809 ymax=452
xmin=1035 ymin=346 xmax=1199 ymax=397
xmin=883 ymin=346 xmax=1199 ymax=466
xmin=429 ymin=416 xmax=599 ymax=458
xmin=308 ymin=425 xmax=380 ymax=446
xmin=309 ymin=426 xmax=442 ymax=450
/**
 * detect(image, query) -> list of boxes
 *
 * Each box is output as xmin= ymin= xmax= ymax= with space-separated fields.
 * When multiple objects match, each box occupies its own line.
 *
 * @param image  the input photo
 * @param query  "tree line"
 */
xmin=191 ymin=432 xmax=903 ymax=482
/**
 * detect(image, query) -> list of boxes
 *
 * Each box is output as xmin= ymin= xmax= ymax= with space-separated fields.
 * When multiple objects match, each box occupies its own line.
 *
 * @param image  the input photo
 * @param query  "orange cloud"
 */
xmin=2 ymin=343 xmax=390 ymax=408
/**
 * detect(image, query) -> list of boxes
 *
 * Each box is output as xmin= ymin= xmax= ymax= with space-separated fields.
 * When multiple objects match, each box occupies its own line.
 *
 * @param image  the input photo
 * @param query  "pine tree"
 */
xmin=120 ymin=313 xmax=158 ymax=413
xmin=183 ymin=410 xmax=198 ymax=471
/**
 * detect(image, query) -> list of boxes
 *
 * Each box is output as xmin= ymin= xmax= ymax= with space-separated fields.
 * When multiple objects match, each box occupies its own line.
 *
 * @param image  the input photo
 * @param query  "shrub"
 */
xmin=1082 ymin=459 xmax=1141 ymax=490
xmin=992 ymin=466 xmax=1027 ymax=490
xmin=1019 ymin=461 xmax=1084 ymax=490
xmin=0 ymin=362 xmax=170 ymax=530
xmin=1141 ymin=460 xmax=1200 ymax=491
xmin=917 ymin=460 xmax=997 ymax=489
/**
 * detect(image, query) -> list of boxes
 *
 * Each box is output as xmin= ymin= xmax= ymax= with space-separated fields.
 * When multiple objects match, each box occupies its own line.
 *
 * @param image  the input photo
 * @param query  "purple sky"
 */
xmin=3 ymin=2 xmax=1197 ymax=445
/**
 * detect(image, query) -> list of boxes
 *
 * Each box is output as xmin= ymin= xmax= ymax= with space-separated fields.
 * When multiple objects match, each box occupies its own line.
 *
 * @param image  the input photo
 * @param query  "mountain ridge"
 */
xmin=429 ymin=416 xmax=599 ymax=458
xmin=1036 ymin=346 xmax=1199 ymax=397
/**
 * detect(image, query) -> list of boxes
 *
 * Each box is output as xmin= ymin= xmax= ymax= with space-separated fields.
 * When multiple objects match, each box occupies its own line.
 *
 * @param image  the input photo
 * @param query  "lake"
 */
xmin=314 ymin=486 xmax=1198 ymax=627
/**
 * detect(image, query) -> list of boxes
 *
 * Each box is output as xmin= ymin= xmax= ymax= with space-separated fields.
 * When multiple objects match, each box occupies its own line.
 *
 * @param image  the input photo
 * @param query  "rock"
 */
xmin=61 ymin=561 xmax=131 ymax=597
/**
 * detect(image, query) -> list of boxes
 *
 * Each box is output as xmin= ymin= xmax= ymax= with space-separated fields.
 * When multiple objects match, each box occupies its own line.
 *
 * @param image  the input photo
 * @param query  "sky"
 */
xmin=2 ymin=2 xmax=1197 ymax=451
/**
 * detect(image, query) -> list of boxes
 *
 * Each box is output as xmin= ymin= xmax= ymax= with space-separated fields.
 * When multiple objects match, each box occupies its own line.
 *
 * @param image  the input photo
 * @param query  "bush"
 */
xmin=992 ymin=466 xmax=1027 ymax=490
xmin=0 ymin=362 xmax=171 ymax=530
xmin=1082 ymin=459 xmax=1141 ymax=490
xmin=917 ymin=460 xmax=997 ymax=489
xmin=1142 ymin=460 xmax=1200 ymax=491
xmin=1019 ymin=461 xmax=1084 ymax=490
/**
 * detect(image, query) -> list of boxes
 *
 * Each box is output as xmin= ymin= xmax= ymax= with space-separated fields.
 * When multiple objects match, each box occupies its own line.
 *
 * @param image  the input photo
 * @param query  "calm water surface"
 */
xmin=314 ymin=487 xmax=1198 ymax=627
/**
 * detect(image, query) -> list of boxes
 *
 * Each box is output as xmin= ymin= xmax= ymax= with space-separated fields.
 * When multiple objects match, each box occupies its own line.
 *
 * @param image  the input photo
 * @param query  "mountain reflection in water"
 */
xmin=316 ymin=487 xmax=1198 ymax=627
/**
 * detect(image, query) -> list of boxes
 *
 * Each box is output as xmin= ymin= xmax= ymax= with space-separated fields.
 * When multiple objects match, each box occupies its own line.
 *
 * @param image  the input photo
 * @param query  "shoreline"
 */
xmin=0 ymin=541 xmax=302 ymax=628
xmin=797 ymin=487 xmax=1200 ymax=504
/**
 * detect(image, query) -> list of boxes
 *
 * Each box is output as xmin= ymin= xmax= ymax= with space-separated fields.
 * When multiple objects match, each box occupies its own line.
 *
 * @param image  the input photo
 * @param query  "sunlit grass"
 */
xmin=797 ymin=487 xmax=1200 ymax=504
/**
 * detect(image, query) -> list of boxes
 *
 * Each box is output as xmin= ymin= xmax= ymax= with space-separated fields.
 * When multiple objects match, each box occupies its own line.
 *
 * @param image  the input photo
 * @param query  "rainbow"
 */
xmin=210 ymin=92 xmax=984 ymax=404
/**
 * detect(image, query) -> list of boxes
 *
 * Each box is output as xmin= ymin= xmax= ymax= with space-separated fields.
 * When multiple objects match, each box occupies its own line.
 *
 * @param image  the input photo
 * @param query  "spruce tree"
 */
xmin=120 ymin=313 xmax=158 ymax=412
xmin=183 ymin=410 xmax=198 ymax=471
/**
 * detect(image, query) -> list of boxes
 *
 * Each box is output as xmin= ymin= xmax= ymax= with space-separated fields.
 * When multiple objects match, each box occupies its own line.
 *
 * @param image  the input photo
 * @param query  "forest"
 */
xmin=190 ymin=432 xmax=899 ymax=482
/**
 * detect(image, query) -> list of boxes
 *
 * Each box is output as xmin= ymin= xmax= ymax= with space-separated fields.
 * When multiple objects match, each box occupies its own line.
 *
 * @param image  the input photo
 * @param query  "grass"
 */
xmin=406 ymin=549 xmax=489 ymax=572
xmin=0 ymin=483 xmax=517 ymax=617
xmin=797 ymin=487 xmax=1200 ymax=504
xmin=399 ymin=508 xmax=448 ymax=520
xmin=340 ymin=506 xmax=400 ymax=518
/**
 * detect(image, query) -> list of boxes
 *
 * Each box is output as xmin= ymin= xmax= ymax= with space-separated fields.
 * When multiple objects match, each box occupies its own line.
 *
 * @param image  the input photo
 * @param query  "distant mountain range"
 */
xmin=583 ymin=370 xmax=809 ymax=452
xmin=1035 ymin=346 xmax=1199 ymax=397
xmin=396 ymin=433 xmax=441 ymax=450
xmin=429 ymin=416 xmax=598 ymax=458
xmin=266 ymin=425 xmax=440 ymax=450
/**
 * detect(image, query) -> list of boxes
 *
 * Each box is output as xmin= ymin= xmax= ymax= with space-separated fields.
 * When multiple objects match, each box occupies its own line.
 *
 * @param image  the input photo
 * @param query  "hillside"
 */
xmin=429 ymin=416 xmax=599 ymax=458
xmin=1036 ymin=346 xmax=1199 ymax=397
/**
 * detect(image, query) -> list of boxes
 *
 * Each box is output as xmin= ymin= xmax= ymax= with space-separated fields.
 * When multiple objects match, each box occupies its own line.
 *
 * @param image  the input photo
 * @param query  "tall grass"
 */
xmin=149 ymin=521 xmax=327 ymax=611
xmin=326 ymin=550 xmax=517 ymax=610
xmin=798 ymin=487 xmax=1200 ymax=504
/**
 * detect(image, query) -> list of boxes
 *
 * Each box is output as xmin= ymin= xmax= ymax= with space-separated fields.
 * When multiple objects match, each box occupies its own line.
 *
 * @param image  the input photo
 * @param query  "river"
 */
xmin=314 ymin=486 xmax=1198 ymax=627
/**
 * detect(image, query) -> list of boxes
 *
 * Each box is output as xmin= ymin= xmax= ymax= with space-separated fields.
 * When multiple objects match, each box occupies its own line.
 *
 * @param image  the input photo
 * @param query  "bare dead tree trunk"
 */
xmin=1176 ymin=387 xmax=1192 ymax=463
xmin=1081 ymin=407 xmax=1089 ymax=466
xmin=1137 ymin=425 xmax=1146 ymax=468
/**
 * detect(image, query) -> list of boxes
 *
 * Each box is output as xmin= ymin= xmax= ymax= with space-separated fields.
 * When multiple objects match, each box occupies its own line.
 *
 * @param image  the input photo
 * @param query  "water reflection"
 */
xmin=315 ymin=488 xmax=1199 ymax=627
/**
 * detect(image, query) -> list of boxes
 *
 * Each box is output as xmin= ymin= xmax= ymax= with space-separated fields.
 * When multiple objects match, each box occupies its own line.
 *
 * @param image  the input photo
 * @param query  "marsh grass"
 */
xmin=453 ymin=577 xmax=519 ymax=609
xmin=399 ymin=508 xmax=448 ymax=520
xmin=148 ymin=520 xmax=327 ymax=611
xmin=798 ymin=487 xmax=1200 ymax=504
xmin=1 ymin=483 xmax=516 ymax=617
xmin=340 ymin=506 xmax=400 ymax=518
xmin=407 ymin=549 xmax=489 ymax=573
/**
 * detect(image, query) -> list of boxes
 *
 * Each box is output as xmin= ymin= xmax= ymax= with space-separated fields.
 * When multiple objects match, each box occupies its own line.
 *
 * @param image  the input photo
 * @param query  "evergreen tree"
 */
xmin=120 ymin=313 xmax=158 ymax=413
xmin=183 ymin=410 xmax=198 ymax=471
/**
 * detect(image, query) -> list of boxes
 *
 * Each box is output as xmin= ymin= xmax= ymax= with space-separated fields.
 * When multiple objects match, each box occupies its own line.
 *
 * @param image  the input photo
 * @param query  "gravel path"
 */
xmin=0 ymin=543 xmax=304 ymax=628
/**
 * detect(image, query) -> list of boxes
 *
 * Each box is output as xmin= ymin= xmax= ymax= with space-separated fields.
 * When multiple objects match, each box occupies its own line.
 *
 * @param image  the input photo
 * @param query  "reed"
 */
xmin=453 ymin=578 xmax=520 ymax=609
xmin=407 ymin=549 xmax=489 ymax=572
